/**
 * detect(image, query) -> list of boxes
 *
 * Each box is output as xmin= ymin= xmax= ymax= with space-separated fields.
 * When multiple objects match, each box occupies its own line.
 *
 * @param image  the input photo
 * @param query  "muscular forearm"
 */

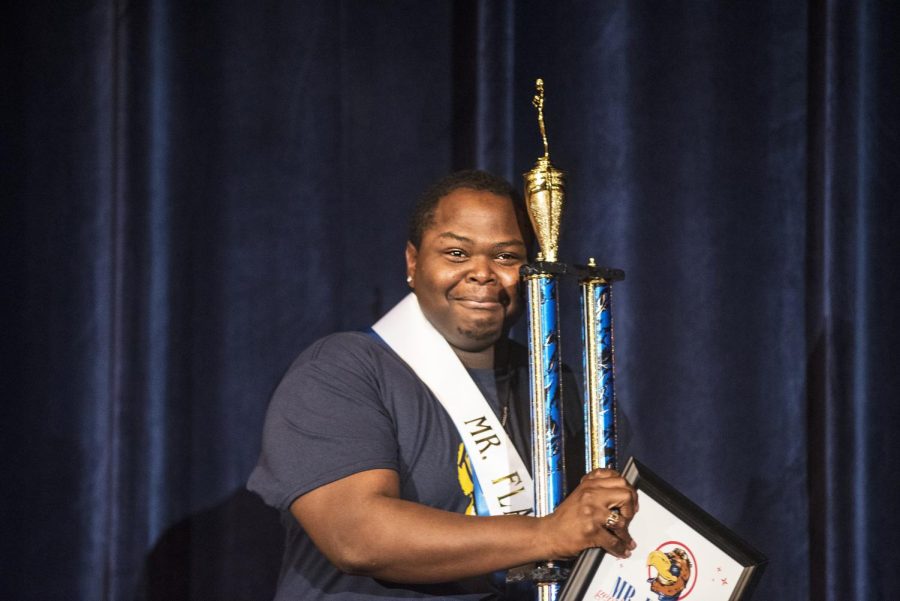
xmin=320 ymin=494 xmax=548 ymax=583
xmin=291 ymin=468 xmax=636 ymax=584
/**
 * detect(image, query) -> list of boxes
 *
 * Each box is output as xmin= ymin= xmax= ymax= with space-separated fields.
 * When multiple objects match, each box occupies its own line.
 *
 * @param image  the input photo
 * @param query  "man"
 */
xmin=248 ymin=170 xmax=638 ymax=599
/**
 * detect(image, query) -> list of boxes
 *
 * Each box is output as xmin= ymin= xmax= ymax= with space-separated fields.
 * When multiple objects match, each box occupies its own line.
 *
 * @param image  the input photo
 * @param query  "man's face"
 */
xmin=406 ymin=188 xmax=527 ymax=354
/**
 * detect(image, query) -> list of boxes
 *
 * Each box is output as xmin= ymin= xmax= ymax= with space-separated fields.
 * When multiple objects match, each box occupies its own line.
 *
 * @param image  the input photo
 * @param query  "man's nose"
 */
xmin=466 ymin=256 xmax=496 ymax=283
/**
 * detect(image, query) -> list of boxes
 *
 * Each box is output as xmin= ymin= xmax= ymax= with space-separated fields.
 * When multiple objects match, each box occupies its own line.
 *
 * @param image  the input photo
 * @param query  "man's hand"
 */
xmin=538 ymin=468 xmax=639 ymax=560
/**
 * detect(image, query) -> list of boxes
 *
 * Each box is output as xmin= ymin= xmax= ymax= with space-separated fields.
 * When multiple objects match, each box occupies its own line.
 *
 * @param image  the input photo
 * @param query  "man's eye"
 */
xmin=496 ymin=252 xmax=522 ymax=262
xmin=446 ymin=249 xmax=467 ymax=259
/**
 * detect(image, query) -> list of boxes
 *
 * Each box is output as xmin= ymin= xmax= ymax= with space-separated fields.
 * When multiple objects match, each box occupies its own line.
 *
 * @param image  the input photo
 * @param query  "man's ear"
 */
xmin=405 ymin=241 xmax=418 ymax=287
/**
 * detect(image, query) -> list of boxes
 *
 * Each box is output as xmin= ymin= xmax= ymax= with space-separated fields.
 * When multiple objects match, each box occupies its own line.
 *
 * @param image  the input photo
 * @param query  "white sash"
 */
xmin=372 ymin=293 xmax=534 ymax=516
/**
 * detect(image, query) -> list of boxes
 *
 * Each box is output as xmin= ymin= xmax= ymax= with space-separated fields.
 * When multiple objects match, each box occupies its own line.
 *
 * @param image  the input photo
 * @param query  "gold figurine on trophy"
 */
xmin=524 ymin=79 xmax=566 ymax=263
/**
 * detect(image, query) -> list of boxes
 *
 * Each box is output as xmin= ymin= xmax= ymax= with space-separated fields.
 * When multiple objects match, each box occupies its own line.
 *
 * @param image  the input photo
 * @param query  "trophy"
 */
xmin=521 ymin=79 xmax=625 ymax=601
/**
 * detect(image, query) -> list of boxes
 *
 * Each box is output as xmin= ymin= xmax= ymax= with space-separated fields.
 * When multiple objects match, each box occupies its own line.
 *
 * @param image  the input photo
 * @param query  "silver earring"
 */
xmin=406 ymin=276 xmax=413 ymax=283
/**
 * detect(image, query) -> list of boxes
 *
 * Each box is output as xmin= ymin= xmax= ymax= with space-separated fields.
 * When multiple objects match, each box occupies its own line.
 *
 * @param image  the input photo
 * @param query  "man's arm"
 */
xmin=291 ymin=467 xmax=637 ymax=584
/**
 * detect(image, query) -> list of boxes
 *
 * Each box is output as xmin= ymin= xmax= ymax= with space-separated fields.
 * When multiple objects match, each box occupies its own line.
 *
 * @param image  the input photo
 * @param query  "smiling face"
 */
xmin=406 ymin=188 xmax=528 ymax=362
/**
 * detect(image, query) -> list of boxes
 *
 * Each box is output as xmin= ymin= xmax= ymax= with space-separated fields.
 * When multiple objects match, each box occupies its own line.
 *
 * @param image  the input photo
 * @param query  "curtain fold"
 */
xmin=4 ymin=1 xmax=898 ymax=599
xmin=807 ymin=1 xmax=900 ymax=599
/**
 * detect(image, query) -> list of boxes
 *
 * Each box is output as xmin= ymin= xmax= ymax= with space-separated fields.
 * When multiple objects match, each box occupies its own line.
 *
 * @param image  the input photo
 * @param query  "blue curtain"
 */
xmin=3 ymin=1 xmax=898 ymax=599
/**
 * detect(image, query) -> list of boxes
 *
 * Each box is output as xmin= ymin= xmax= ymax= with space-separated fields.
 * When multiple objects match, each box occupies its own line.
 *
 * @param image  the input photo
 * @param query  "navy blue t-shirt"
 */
xmin=248 ymin=332 xmax=584 ymax=600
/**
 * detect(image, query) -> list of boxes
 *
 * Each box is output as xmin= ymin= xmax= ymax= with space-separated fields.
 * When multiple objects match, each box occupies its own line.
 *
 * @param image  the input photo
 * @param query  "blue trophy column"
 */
xmin=525 ymin=270 xmax=565 ymax=601
xmin=580 ymin=277 xmax=617 ymax=472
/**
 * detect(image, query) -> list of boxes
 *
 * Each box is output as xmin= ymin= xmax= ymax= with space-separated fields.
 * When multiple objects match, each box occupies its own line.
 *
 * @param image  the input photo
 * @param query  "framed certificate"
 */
xmin=560 ymin=457 xmax=767 ymax=601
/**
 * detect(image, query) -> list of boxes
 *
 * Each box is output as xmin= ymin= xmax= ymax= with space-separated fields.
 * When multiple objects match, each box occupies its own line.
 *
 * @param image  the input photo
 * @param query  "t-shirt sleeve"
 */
xmin=247 ymin=334 xmax=399 ymax=511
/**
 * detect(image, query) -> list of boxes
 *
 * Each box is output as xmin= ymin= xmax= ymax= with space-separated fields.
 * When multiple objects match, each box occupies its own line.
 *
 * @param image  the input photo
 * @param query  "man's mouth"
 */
xmin=453 ymin=297 xmax=504 ymax=310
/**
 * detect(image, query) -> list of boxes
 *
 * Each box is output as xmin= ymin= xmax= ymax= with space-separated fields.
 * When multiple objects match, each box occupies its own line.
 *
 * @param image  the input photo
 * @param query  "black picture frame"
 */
xmin=560 ymin=457 xmax=767 ymax=601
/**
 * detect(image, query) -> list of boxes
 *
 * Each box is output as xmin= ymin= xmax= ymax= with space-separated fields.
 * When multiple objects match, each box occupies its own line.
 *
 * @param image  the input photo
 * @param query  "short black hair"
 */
xmin=408 ymin=169 xmax=530 ymax=248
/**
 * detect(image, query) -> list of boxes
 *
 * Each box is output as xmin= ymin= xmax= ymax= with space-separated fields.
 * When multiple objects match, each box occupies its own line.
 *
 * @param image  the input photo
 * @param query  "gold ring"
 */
xmin=605 ymin=509 xmax=621 ymax=528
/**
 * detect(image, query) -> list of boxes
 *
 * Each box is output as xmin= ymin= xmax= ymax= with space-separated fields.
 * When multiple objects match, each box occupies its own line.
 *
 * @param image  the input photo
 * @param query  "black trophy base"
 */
xmin=505 ymin=561 xmax=571 ymax=584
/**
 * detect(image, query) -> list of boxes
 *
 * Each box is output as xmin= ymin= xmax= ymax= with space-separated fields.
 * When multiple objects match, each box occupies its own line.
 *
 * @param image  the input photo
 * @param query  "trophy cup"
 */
xmin=522 ymin=79 xmax=625 ymax=601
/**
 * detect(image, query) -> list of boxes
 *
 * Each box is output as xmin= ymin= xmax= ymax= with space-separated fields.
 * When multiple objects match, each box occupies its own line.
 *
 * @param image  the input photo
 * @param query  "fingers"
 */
xmin=579 ymin=477 xmax=639 ymax=520
xmin=581 ymin=468 xmax=619 ymax=482
xmin=595 ymin=523 xmax=632 ymax=558
xmin=603 ymin=508 xmax=636 ymax=553
xmin=542 ymin=473 xmax=640 ymax=560
xmin=580 ymin=469 xmax=640 ymax=512
xmin=577 ymin=478 xmax=639 ymax=557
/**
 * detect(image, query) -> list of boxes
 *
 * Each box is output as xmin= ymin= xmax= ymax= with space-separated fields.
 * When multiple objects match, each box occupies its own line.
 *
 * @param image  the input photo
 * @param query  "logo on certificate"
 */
xmin=646 ymin=542 xmax=696 ymax=600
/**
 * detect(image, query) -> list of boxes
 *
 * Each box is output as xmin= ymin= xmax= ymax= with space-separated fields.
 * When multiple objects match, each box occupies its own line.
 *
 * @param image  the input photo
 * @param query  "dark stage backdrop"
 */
xmin=3 ymin=1 xmax=899 ymax=600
